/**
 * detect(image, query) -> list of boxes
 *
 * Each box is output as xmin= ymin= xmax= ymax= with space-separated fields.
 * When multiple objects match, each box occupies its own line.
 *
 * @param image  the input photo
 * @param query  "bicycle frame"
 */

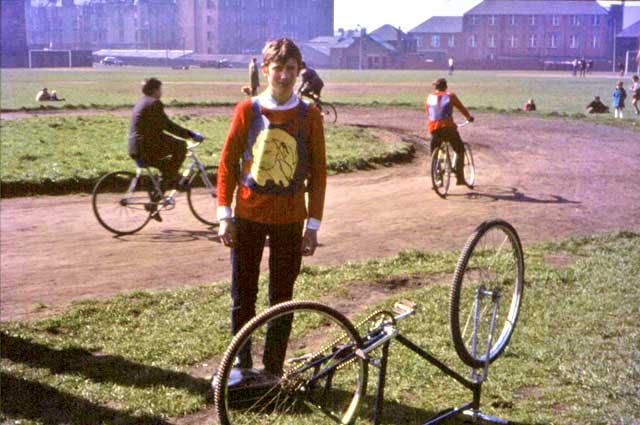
xmin=295 ymin=299 xmax=507 ymax=425
xmin=180 ymin=144 xmax=216 ymax=194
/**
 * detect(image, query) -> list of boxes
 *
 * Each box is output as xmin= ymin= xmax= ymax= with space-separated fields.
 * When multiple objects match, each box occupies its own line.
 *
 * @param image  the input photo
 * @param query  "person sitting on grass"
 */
xmin=35 ymin=87 xmax=64 ymax=102
xmin=523 ymin=98 xmax=536 ymax=112
xmin=585 ymin=96 xmax=609 ymax=114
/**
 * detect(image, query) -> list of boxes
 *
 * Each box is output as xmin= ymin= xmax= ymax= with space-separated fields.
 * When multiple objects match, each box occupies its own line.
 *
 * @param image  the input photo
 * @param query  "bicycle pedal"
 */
xmin=393 ymin=300 xmax=417 ymax=315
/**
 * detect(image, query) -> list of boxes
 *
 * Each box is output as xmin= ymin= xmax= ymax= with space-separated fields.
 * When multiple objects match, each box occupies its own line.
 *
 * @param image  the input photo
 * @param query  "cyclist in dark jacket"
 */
xmin=298 ymin=62 xmax=324 ymax=99
xmin=128 ymin=78 xmax=202 ymax=189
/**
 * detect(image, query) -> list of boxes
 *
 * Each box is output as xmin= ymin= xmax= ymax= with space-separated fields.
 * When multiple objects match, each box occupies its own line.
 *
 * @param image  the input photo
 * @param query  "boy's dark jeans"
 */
xmin=230 ymin=217 xmax=304 ymax=374
xmin=430 ymin=127 xmax=466 ymax=183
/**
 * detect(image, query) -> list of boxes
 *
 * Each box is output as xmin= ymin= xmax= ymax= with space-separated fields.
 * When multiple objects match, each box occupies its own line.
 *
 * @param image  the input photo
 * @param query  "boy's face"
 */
xmin=263 ymin=57 xmax=299 ymax=99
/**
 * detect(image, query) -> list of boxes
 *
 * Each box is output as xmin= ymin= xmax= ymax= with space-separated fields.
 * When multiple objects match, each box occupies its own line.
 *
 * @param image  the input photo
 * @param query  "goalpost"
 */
xmin=624 ymin=50 xmax=640 ymax=75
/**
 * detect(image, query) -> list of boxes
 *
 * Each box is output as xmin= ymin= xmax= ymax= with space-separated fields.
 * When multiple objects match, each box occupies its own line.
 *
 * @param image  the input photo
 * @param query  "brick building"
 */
xmin=177 ymin=0 xmax=334 ymax=55
xmin=26 ymin=0 xmax=175 ymax=50
xmin=1 ymin=0 xmax=29 ymax=67
xmin=409 ymin=0 xmax=616 ymax=69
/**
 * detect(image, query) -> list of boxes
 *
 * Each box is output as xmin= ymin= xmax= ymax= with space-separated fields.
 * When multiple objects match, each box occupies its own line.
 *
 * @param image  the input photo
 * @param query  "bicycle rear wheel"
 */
xmin=214 ymin=300 xmax=367 ymax=425
xmin=187 ymin=165 xmax=219 ymax=226
xmin=92 ymin=171 xmax=152 ymax=235
xmin=463 ymin=143 xmax=476 ymax=188
xmin=431 ymin=146 xmax=451 ymax=198
xmin=449 ymin=220 xmax=524 ymax=368
xmin=320 ymin=102 xmax=337 ymax=124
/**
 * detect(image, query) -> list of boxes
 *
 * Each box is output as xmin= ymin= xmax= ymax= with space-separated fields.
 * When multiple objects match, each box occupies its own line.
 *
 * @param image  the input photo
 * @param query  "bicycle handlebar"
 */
xmin=187 ymin=136 xmax=208 ymax=150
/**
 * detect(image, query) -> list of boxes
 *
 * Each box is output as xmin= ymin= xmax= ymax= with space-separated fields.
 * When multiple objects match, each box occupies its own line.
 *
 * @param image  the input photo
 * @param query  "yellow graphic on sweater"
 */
xmin=251 ymin=128 xmax=298 ymax=187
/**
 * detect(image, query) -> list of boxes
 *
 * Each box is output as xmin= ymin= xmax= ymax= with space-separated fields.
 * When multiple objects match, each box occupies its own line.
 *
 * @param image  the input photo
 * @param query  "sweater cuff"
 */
xmin=306 ymin=218 xmax=321 ymax=231
xmin=217 ymin=206 xmax=233 ymax=221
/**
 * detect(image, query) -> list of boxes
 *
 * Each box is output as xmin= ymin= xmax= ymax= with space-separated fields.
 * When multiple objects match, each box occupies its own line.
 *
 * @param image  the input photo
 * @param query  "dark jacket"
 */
xmin=128 ymin=96 xmax=191 ymax=158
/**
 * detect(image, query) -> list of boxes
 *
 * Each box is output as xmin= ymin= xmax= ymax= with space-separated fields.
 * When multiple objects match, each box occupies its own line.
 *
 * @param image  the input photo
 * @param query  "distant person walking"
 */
xmin=612 ymin=80 xmax=627 ymax=119
xmin=579 ymin=58 xmax=587 ymax=78
xmin=249 ymin=57 xmax=260 ymax=96
xmin=630 ymin=75 xmax=640 ymax=115
xmin=572 ymin=58 xmax=578 ymax=76
xmin=448 ymin=57 xmax=454 ymax=76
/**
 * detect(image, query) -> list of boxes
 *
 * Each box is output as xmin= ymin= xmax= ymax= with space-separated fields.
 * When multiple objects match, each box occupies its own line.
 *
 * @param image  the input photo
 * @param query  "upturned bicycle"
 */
xmin=213 ymin=219 xmax=524 ymax=425
xmin=430 ymin=121 xmax=476 ymax=198
xmin=92 ymin=141 xmax=218 ymax=235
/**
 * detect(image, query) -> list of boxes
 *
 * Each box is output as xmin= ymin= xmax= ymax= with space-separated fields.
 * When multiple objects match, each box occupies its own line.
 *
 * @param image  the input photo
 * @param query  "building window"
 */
xmin=431 ymin=34 xmax=440 ymax=47
xmin=571 ymin=15 xmax=580 ymax=26
xmin=207 ymin=31 xmax=212 ymax=40
xmin=207 ymin=15 xmax=212 ymax=24
xmin=488 ymin=34 xmax=496 ymax=48
xmin=469 ymin=34 xmax=477 ymax=48
xmin=552 ymin=15 xmax=560 ymax=26
xmin=529 ymin=15 xmax=536 ymax=25
xmin=259 ymin=0 xmax=265 ymax=7
xmin=509 ymin=35 xmax=517 ymax=48
xmin=591 ymin=36 xmax=598 ymax=49
xmin=549 ymin=34 xmax=558 ymax=48
xmin=489 ymin=15 xmax=496 ymax=25
xmin=592 ymin=15 xmax=600 ymax=26
xmin=570 ymin=35 xmax=578 ymax=48
xmin=448 ymin=34 xmax=455 ymax=47
xmin=470 ymin=15 xmax=478 ymax=25
xmin=510 ymin=15 xmax=516 ymax=26
xmin=207 ymin=0 xmax=214 ymax=8
xmin=529 ymin=34 xmax=537 ymax=47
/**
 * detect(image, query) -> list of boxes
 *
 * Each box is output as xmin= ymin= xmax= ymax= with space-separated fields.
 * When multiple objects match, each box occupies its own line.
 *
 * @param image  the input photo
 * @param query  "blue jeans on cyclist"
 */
xmin=230 ymin=217 xmax=304 ymax=375
xmin=430 ymin=127 xmax=466 ymax=185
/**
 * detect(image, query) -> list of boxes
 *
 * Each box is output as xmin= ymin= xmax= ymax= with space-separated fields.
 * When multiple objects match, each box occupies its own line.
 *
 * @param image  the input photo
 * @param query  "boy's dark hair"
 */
xmin=433 ymin=78 xmax=448 ymax=91
xmin=142 ymin=78 xmax=162 ymax=96
xmin=261 ymin=38 xmax=302 ymax=70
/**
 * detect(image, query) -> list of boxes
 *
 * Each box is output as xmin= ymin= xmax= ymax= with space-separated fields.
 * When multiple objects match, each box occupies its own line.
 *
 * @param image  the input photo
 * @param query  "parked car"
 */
xmin=101 ymin=56 xmax=125 ymax=66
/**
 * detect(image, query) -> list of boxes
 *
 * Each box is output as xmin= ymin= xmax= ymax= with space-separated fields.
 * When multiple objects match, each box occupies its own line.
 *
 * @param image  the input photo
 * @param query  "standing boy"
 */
xmin=612 ymin=80 xmax=627 ymax=119
xmin=426 ymin=78 xmax=474 ymax=186
xmin=217 ymin=38 xmax=327 ymax=381
xmin=630 ymin=75 xmax=639 ymax=115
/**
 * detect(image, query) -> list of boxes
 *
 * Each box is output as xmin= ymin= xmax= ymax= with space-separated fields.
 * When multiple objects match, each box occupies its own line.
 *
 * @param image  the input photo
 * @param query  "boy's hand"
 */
xmin=467 ymin=116 xmax=475 ymax=123
xmin=218 ymin=219 xmax=235 ymax=247
xmin=301 ymin=228 xmax=318 ymax=256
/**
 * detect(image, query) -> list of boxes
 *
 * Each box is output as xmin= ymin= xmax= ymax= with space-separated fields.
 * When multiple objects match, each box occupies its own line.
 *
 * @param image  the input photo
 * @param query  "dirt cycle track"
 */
xmin=1 ymin=106 xmax=639 ymax=321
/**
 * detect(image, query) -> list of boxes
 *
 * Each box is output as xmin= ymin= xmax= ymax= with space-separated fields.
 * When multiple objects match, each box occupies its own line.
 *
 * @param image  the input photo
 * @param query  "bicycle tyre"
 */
xmin=321 ymin=102 xmax=338 ymax=124
xmin=449 ymin=220 xmax=524 ymax=368
xmin=92 ymin=170 xmax=152 ymax=235
xmin=187 ymin=165 xmax=219 ymax=226
xmin=214 ymin=300 xmax=367 ymax=425
xmin=463 ymin=143 xmax=476 ymax=189
xmin=431 ymin=146 xmax=451 ymax=198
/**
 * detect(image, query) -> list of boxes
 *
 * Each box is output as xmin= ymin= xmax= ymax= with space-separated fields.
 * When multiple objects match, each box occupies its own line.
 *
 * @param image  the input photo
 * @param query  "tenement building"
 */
xmin=177 ymin=0 xmax=334 ymax=54
xmin=410 ymin=0 xmax=616 ymax=69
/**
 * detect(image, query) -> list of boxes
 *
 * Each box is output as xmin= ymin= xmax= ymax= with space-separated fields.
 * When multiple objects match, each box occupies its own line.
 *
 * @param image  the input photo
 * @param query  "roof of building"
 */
xmin=93 ymin=49 xmax=192 ymax=59
xmin=370 ymin=24 xmax=405 ymax=42
xmin=409 ymin=16 xmax=463 ymax=34
xmin=466 ymin=0 xmax=608 ymax=16
xmin=304 ymin=33 xmax=396 ymax=55
xmin=617 ymin=20 xmax=640 ymax=38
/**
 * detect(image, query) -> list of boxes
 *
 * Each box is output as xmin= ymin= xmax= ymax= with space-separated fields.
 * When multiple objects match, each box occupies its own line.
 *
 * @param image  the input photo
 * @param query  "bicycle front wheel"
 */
xmin=214 ymin=300 xmax=367 ymax=425
xmin=449 ymin=220 xmax=524 ymax=368
xmin=463 ymin=143 xmax=476 ymax=188
xmin=187 ymin=166 xmax=218 ymax=226
xmin=431 ymin=146 xmax=451 ymax=198
xmin=92 ymin=171 xmax=153 ymax=235
xmin=321 ymin=102 xmax=338 ymax=124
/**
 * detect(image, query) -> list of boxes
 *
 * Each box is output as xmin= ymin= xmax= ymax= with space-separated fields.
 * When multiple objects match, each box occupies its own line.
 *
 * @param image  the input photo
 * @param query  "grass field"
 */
xmin=0 ymin=114 xmax=412 ymax=196
xmin=1 ymin=232 xmax=638 ymax=424
xmin=2 ymin=67 xmax=639 ymax=120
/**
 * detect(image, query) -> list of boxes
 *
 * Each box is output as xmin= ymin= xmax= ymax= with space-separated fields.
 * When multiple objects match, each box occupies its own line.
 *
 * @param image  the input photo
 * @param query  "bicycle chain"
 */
xmin=284 ymin=309 xmax=396 ymax=375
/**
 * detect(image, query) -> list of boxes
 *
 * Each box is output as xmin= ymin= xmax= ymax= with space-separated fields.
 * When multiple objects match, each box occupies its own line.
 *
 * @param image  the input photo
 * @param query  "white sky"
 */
xmin=333 ymin=0 xmax=637 ymax=33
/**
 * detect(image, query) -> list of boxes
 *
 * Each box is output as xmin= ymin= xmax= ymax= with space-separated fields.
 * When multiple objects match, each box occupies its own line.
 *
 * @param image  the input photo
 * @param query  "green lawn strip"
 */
xmin=0 ymin=114 xmax=413 ymax=197
xmin=1 ymin=232 xmax=638 ymax=424
xmin=3 ymin=68 xmax=638 ymax=119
